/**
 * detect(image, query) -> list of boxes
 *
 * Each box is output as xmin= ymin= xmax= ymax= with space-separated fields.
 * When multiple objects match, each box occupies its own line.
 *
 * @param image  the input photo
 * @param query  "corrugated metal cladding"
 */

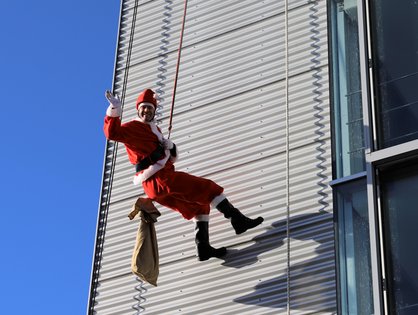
xmin=89 ymin=0 xmax=336 ymax=314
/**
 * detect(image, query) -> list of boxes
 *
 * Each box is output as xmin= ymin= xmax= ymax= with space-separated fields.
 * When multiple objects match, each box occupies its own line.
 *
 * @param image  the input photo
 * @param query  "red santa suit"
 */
xmin=104 ymin=103 xmax=224 ymax=220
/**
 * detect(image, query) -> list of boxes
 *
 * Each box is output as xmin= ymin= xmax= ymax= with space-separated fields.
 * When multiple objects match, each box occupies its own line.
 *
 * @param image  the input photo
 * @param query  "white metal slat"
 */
xmin=92 ymin=0 xmax=336 ymax=314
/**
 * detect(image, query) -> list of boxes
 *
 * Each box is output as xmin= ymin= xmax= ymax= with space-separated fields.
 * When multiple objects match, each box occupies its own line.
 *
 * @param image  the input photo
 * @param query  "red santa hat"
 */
xmin=136 ymin=89 xmax=157 ymax=110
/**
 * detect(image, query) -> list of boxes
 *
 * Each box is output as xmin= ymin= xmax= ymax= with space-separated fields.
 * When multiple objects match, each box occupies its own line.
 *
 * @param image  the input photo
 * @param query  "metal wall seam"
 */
xmin=90 ymin=0 xmax=335 ymax=314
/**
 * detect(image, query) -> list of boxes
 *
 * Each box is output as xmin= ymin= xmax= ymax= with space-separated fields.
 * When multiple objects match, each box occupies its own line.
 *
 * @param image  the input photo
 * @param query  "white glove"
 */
xmin=162 ymin=139 xmax=174 ymax=150
xmin=105 ymin=90 xmax=122 ymax=108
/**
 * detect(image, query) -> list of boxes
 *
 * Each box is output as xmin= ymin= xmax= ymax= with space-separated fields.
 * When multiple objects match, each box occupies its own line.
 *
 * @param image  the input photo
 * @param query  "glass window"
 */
xmin=334 ymin=179 xmax=373 ymax=314
xmin=329 ymin=0 xmax=365 ymax=178
xmin=369 ymin=1 xmax=418 ymax=148
xmin=380 ymin=163 xmax=418 ymax=314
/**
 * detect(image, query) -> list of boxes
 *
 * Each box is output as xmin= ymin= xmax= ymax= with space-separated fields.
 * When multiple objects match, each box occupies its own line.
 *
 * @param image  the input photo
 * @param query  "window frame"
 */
xmin=331 ymin=175 xmax=372 ymax=314
xmin=358 ymin=0 xmax=418 ymax=313
xmin=330 ymin=0 xmax=418 ymax=313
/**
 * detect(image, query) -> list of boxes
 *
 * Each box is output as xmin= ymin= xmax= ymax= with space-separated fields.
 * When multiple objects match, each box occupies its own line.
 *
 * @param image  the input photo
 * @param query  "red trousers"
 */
xmin=142 ymin=164 xmax=224 ymax=220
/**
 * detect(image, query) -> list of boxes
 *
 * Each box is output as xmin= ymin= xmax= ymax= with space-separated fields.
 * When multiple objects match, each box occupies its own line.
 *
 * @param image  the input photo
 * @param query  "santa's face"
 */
xmin=137 ymin=104 xmax=155 ymax=122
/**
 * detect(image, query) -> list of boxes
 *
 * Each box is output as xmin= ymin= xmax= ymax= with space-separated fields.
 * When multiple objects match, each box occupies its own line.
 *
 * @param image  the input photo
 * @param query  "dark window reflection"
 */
xmin=370 ymin=0 xmax=418 ymax=148
xmin=329 ymin=0 xmax=365 ymax=178
xmin=335 ymin=179 xmax=373 ymax=314
xmin=381 ymin=163 xmax=418 ymax=314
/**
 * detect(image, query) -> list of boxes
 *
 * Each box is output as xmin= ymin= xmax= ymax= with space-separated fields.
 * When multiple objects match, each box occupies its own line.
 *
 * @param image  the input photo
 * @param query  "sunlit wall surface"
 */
xmin=88 ymin=1 xmax=336 ymax=314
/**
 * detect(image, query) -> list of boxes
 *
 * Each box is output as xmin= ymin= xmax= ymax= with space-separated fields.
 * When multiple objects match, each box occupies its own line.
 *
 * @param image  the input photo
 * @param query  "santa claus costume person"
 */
xmin=104 ymin=89 xmax=264 ymax=261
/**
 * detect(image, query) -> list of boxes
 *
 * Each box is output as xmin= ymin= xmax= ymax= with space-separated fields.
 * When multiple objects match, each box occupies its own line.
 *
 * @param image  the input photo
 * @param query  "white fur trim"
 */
xmin=137 ymin=102 xmax=155 ymax=109
xmin=149 ymin=123 xmax=164 ymax=141
xmin=211 ymin=194 xmax=226 ymax=208
xmin=106 ymin=104 xmax=121 ymax=117
xmin=170 ymin=145 xmax=179 ymax=163
xmin=193 ymin=214 xmax=209 ymax=222
xmin=133 ymin=173 xmax=144 ymax=185
xmin=132 ymin=149 xmax=170 ymax=185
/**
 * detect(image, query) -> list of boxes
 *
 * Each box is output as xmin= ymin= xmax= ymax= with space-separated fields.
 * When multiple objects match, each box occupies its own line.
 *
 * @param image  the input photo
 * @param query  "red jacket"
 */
xmin=104 ymin=116 xmax=162 ymax=164
xmin=104 ymin=116 xmax=176 ymax=184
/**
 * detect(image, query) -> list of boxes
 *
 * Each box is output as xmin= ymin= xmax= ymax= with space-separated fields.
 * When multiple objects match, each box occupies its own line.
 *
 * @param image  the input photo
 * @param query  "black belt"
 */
xmin=135 ymin=144 xmax=165 ymax=172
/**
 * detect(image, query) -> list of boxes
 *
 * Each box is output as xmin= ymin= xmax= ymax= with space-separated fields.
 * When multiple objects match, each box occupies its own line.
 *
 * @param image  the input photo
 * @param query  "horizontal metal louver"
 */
xmin=89 ymin=0 xmax=336 ymax=314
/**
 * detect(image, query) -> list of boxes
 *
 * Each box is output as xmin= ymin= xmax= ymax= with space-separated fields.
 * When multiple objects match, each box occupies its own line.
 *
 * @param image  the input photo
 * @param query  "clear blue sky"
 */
xmin=0 ymin=1 xmax=120 ymax=314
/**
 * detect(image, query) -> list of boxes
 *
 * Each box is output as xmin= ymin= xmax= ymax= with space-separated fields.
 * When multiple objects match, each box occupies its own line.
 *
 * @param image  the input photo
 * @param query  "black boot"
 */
xmin=216 ymin=199 xmax=264 ymax=235
xmin=195 ymin=221 xmax=227 ymax=261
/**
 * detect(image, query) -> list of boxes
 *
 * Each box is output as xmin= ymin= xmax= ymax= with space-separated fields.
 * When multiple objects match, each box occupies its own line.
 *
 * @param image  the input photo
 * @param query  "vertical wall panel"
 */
xmin=89 ymin=0 xmax=336 ymax=314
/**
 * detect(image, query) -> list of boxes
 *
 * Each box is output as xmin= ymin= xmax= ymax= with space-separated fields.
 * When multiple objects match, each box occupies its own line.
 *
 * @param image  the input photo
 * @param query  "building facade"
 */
xmin=88 ymin=0 xmax=418 ymax=314
xmin=330 ymin=0 xmax=418 ymax=314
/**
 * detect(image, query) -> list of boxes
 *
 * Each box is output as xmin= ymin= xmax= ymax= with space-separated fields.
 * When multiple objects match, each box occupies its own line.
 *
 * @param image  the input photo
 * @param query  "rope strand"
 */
xmin=284 ymin=0 xmax=291 ymax=313
xmin=167 ymin=0 xmax=189 ymax=138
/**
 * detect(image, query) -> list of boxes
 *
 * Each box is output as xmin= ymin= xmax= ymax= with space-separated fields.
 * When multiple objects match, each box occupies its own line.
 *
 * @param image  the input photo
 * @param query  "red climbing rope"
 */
xmin=167 ymin=0 xmax=188 ymax=139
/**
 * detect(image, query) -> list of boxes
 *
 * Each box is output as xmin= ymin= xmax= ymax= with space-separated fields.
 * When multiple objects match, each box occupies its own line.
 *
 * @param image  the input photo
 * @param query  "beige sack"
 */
xmin=130 ymin=198 xmax=161 ymax=286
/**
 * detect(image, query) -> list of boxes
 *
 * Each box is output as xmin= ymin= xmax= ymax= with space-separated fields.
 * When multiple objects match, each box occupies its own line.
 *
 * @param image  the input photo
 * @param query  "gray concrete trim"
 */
xmin=367 ymin=139 xmax=418 ymax=165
